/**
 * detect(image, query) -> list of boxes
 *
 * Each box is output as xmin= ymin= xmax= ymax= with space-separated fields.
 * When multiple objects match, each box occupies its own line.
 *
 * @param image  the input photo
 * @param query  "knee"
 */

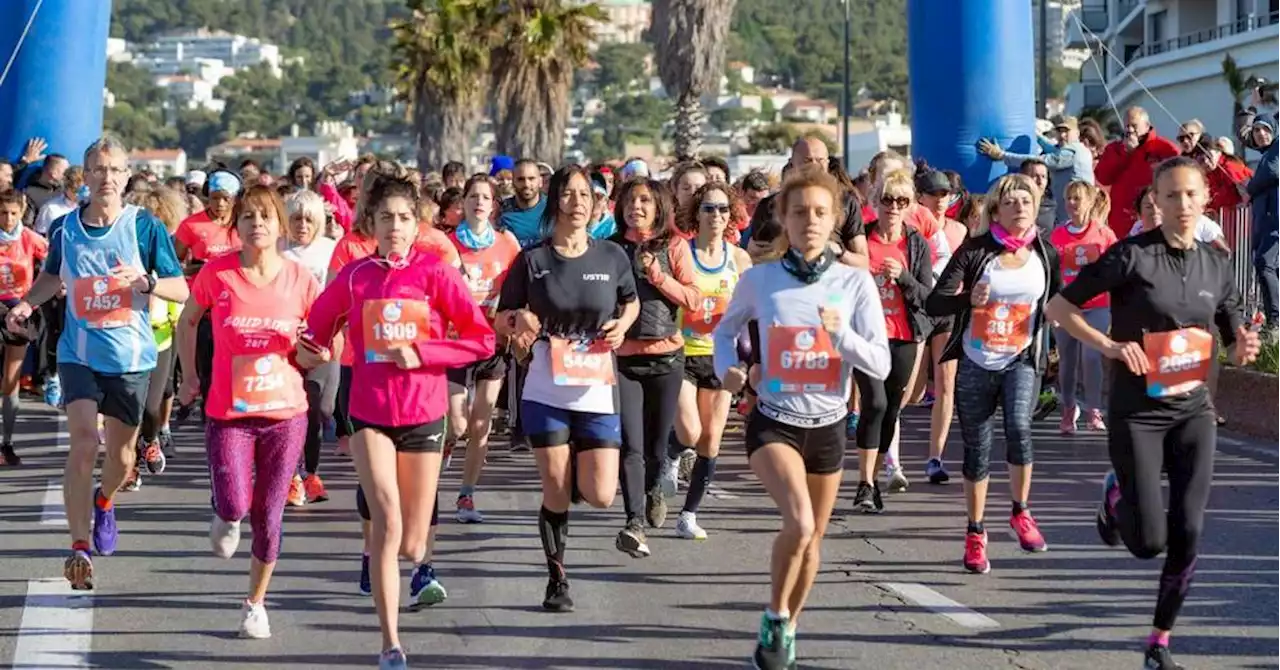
xmin=862 ymin=390 xmax=889 ymax=420
xmin=581 ymin=481 xmax=615 ymax=509
xmin=1005 ymin=437 xmax=1034 ymax=466
xmin=962 ymin=445 xmax=990 ymax=482
xmin=249 ymin=514 xmax=282 ymax=564
xmin=780 ymin=513 xmax=816 ymax=550
xmin=1125 ymin=537 xmax=1165 ymax=561
xmin=802 ymin=535 xmax=823 ymax=563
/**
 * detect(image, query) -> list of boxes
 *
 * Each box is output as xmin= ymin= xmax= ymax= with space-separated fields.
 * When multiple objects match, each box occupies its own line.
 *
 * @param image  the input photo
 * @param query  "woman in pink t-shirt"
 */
xmin=176 ymin=185 xmax=319 ymax=640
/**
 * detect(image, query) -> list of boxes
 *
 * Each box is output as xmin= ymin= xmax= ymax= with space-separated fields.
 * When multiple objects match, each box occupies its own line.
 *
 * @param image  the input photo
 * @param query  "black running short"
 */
xmin=744 ymin=410 xmax=846 ymax=475
xmin=682 ymin=354 xmax=722 ymax=390
xmin=350 ymin=415 xmax=448 ymax=453
xmin=446 ymin=353 xmax=507 ymax=386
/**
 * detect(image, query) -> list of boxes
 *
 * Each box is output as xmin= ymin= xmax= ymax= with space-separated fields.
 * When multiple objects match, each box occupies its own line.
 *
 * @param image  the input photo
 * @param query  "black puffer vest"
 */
xmin=613 ymin=236 xmax=678 ymax=340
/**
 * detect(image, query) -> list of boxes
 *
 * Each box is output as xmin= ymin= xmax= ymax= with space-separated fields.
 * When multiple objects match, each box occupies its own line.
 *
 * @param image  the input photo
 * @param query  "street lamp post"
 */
xmin=842 ymin=0 xmax=851 ymax=169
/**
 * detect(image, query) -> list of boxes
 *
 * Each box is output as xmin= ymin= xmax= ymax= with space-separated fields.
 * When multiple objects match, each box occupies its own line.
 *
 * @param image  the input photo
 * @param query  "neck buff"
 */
xmin=990 ymin=222 xmax=1037 ymax=252
xmin=780 ymin=246 xmax=836 ymax=284
xmin=456 ymin=219 xmax=495 ymax=250
xmin=0 ymin=222 xmax=22 ymax=244
xmin=1066 ymin=221 xmax=1089 ymax=235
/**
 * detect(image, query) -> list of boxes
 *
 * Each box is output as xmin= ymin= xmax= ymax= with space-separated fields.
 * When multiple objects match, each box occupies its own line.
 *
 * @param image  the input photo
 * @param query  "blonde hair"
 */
xmin=1064 ymin=180 xmax=1110 ymax=227
xmin=137 ymin=186 xmax=188 ymax=234
xmin=871 ymin=168 xmax=915 ymax=204
xmin=976 ymin=174 xmax=1041 ymax=236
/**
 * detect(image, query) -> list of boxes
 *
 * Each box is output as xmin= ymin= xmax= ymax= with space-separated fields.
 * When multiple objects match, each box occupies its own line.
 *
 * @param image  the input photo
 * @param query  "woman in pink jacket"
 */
xmin=296 ymin=175 xmax=495 ymax=670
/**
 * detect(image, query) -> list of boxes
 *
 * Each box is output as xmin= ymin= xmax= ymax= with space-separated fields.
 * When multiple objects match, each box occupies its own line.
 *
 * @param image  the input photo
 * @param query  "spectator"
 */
xmin=980 ymin=115 xmax=1094 ymax=225
xmin=1246 ymin=117 xmax=1278 ymax=331
xmin=1192 ymin=135 xmax=1252 ymax=215
xmin=1016 ymin=158 xmax=1057 ymax=232
xmin=22 ymin=152 xmax=68 ymax=213
xmin=34 ymin=166 xmax=84 ymax=235
xmin=1217 ymin=136 xmax=1237 ymax=156
xmin=1095 ymin=106 xmax=1180 ymax=237
xmin=1176 ymin=119 xmax=1205 ymax=155
xmin=1078 ymin=119 xmax=1106 ymax=165
xmin=0 ymin=159 xmax=14 ymax=191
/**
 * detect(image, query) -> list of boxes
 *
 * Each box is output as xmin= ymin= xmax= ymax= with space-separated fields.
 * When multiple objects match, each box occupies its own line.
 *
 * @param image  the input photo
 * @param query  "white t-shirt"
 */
xmin=1127 ymin=215 xmax=1223 ymax=244
xmin=35 ymin=195 xmax=77 ymax=235
xmin=283 ymin=237 xmax=337 ymax=285
xmin=964 ymin=252 xmax=1046 ymax=371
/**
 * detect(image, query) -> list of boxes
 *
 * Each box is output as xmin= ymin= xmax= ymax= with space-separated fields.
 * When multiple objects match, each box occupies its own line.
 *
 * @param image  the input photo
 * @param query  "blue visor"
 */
xmin=208 ymin=172 xmax=242 ymax=196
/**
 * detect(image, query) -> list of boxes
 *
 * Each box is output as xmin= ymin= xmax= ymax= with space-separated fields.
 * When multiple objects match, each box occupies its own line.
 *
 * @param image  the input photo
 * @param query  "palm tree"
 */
xmin=1221 ymin=54 xmax=1251 ymax=116
xmin=391 ymin=0 xmax=496 ymax=171
xmin=491 ymin=1 xmax=603 ymax=164
xmin=651 ymin=0 xmax=738 ymax=160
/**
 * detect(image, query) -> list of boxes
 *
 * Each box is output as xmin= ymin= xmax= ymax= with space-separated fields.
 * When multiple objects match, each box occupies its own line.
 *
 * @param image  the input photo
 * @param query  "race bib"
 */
xmin=0 ymin=260 xmax=28 ymax=296
xmin=362 ymin=299 xmax=430 ymax=363
xmin=73 ymin=276 xmax=133 ymax=329
xmin=971 ymin=302 xmax=1033 ymax=354
xmin=549 ymin=337 xmax=616 ymax=386
xmin=685 ymin=294 xmax=727 ymax=336
xmin=876 ymin=274 xmax=903 ymax=318
xmin=1143 ymin=327 xmax=1213 ymax=398
xmin=765 ymin=325 xmax=841 ymax=393
xmin=230 ymin=353 xmax=303 ymax=416
xmin=1063 ymin=243 xmax=1100 ymax=278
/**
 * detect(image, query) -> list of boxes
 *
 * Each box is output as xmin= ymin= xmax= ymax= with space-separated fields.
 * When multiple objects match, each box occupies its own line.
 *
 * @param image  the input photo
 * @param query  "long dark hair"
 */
xmin=538 ymin=165 xmax=593 ymax=241
xmin=356 ymin=176 xmax=420 ymax=238
xmin=611 ymin=177 xmax=674 ymax=254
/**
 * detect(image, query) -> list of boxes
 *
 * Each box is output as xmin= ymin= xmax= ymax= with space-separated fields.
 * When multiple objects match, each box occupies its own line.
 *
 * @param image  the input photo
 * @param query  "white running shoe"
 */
xmin=675 ymin=511 xmax=707 ymax=540
xmin=658 ymin=456 xmax=680 ymax=498
xmin=210 ymin=515 xmax=242 ymax=559
xmin=238 ymin=600 xmax=271 ymax=639
xmin=886 ymin=466 xmax=910 ymax=493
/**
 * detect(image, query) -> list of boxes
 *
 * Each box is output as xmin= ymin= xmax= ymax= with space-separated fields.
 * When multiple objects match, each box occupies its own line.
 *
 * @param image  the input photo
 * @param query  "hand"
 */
xmin=637 ymin=251 xmax=659 ymax=277
xmin=970 ymin=280 xmax=991 ymax=307
xmin=178 ymin=377 xmax=200 ymax=406
xmin=600 ymin=319 xmax=627 ymax=349
xmin=976 ymin=138 xmax=1004 ymax=160
xmin=818 ymin=305 xmax=842 ymax=335
xmin=110 ymin=264 xmax=149 ymax=292
xmin=722 ymin=365 xmax=748 ymax=394
xmin=1229 ymin=325 xmax=1261 ymax=366
xmin=881 ymin=257 xmax=903 ymax=281
xmin=1103 ymin=339 xmax=1150 ymax=376
xmin=5 ymin=302 xmax=32 ymax=334
xmin=511 ymin=309 xmax=541 ymax=339
xmin=386 ymin=344 xmax=422 ymax=370
xmin=1123 ymin=133 xmax=1141 ymax=151
xmin=21 ymin=137 xmax=47 ymax=164
xmin=56 ymin=284 xmax=66 ymax=298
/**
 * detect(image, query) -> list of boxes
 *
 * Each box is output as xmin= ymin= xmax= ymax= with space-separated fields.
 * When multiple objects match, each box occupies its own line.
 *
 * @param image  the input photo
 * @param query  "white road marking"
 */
xmin=55 ymin=414 xmax=68 ymax=451
xmin=39 ymin=478 xmax=65 ymax=527
xmin=881 ymin=582 xmax=1000 ymax=629
xmin=12 ymin=579 xmax=94 ymax=669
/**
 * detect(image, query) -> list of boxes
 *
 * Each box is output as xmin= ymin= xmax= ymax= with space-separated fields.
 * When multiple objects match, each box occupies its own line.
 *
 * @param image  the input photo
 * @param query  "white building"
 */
xmin=154 ymin=75 xmax=225 ymax=114
xmin=139 ymin=30 xmax=282 ymax=75
xmin=1066 ymin=0 xmax=1279 ymax=141
xmin=278 ymin=121 xmax=361 ymax=170
xmin=588 ymin=0 xmax=651 ymax=46
xmin=1035 ymin=0 xmax=1094 ymax=69
xmin=106 ymin=38 xmax=132 ymax=63
xmin=845 ymin=112 xmax=913 ymax=173
xmin=128 ymin=149 xmax=187 ymax=177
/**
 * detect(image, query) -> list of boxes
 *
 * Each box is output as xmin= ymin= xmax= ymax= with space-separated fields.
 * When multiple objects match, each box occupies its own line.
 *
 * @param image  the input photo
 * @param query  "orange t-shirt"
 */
xmin=866 ymin=230 xmax=913 ymax=341
xmin=449 ymin=228 xmax=521 ymax=317
xmin=0 ymin=228 xmax=48 ymax=301
xmin=192 ymin=254 xmax=318 ymax=421
xmin=1049 ymin=222 xmax=1117 ymax=310
xmin=176 ymin=211 xmax=241 ymax=262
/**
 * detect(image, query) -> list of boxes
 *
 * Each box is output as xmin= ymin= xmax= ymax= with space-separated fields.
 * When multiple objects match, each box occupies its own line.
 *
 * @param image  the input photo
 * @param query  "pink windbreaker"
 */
xmin=305 ymin=248 xmax=496 ymax=427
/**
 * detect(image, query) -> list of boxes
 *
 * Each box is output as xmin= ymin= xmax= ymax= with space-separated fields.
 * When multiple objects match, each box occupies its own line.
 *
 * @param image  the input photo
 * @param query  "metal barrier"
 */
xmin=1216 ymin=203 xmax=1261 ymax=319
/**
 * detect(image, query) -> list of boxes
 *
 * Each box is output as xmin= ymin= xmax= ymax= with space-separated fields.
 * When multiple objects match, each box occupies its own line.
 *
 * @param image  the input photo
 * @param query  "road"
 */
xmin=0 ymin=403 xmax=1276 ymax=669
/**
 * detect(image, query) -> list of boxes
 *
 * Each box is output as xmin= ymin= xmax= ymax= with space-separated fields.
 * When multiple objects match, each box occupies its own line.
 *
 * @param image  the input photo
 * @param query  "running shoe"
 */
xmin=359 ymin=554 xmax=372 ymax=596
xmin=123 ymin=467 xmax=141 ymax=492
xmin=238 ymin=600 xmax=271 ymax=639
xmin=963 ymin=530 xmax=990 ymax=574
xmin=210 ymin=515 xmax=242 ymax=559
xmin=379 ymin=647 xmax=408 ymax=670
xmin=0 ymin=442 xmax=20 ymax=466
xmin=303 ymin=474 xmax=329 ymax=503
xmin=785 ymin=623 xmax=798 ymax=669
xmin=925 ymin=458 xmax=950 ymax=484
xmin=158 ymin=429 xmax=176 ymax=459
xmin=852 ymin=482 xmax=877 ymax=514
xmin=64 ymin=549 xmax=93 ymax=590
xmin=645 ymin=489 xmax=668 ymax=528
xmin=1059 ymin=403 xmax=1080 ymax=435
xmin=1085 ymin=408 xmax=1107 ymax=432
xmin=845 ymin=411 xmax=860 ymax=439
xmin=43 ymin=373 xmax=61 ymax=408
xmin=658 ymin=456 xmax=680 ymax=498
xmin=886 ymin=465 xmax=909 ymax=492
xmin=1010 ymin=510 xmax=1048 ymax=552
xmin=1033 ymin=388 xmax=1059 ymax=422
xmin=286 ymin=474 xmax=306 ymax=507
xmin=542 ymin=577 xmax=574 ymax=612
xmin=752 ymin=612 xmax=791 ymax=670
xmin=441 ymin=442 xmax=454 ymax=472
xmin=409 ymin=563 xmax=447 ymax=608
xmin=455 ymin=494 xmax=484 ymax=524
xmin=92 ymin=488 xmax=118 ymax=556
xmin=141 ymin=439 xmax=166 ymax=474
xmin=615 ymin=517 xmax=651 ymax=557
xmin=1143 ymin=644 xmax=1184 ymax=670
xmin=919 ymin=390 xmax=936 ymax=408
xmin=675 ymin=511 xmax=707 ymax=540
xmin=510 ymin=436 xmax=531 ymax=453
xmin=872 ymin=482 xmax=884 ymax=513
xmin=1097 ymin=470 xmax=1122 ymax=547
xmin=336 ymin=435 xmax=351 ymax=457
xmin=677 ymin=449 xmax=696 ymax=483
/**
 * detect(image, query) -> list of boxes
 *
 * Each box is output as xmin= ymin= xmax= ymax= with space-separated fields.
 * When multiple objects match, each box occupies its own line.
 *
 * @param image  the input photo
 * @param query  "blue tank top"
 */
xmin=57 ymin=206 xmax=157 ymax=374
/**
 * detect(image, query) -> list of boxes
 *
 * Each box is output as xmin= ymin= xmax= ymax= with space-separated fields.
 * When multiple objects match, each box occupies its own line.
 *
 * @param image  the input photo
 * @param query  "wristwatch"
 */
xmin=140 ymin=274 xmax=157 ymax=295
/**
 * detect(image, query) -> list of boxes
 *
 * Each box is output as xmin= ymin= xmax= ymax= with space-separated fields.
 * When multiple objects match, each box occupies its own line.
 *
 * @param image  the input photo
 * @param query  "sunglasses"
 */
xmin=880 ymin=196 xmax=912 ymax=209
xmin=1176 ymin=134 xmax=1193 ymax=142
xmin=699 ymin=203 xmax=731 ymax=215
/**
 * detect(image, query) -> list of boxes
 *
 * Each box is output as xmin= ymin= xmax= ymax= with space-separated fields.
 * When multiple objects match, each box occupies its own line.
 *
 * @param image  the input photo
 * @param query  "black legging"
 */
xmin=1109 ymin=399 xmax=1215 ymax=631
xmin=303 ymin=363 xmax=339 ymax=476
xmin=196 ymin=314 xmax=214 ymax=402
xmin=854 ymin=340 xmax=919 ymax=454
xmin=334 ymin=365 xmax=354 ymax=439
xmin=617 ymin=353 xmax=684 ymax=522
xmin=38 ymin=297 xmax=63 ymax=382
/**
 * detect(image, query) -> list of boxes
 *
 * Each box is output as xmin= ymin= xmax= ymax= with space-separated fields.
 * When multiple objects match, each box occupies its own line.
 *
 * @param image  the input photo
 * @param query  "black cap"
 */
xmin=915 ymin=170 xmax=952 ymax=195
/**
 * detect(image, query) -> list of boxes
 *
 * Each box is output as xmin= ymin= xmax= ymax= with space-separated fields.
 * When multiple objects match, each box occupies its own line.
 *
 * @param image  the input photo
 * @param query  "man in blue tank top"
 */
xmin=4 ymin=136 xmax=187 ymax=591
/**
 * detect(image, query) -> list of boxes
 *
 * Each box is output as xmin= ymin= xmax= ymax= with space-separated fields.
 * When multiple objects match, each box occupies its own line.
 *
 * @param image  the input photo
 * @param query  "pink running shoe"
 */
xmin=963 ymin=531 xmax=990 ymax=574
xmin=1085 ymin=409 xmax=1107 ymax=431
xmin=1058 ymin=404 xmax=1079 ymax=435
xmin=1010 ymin=510 xmax=1048 ymax=552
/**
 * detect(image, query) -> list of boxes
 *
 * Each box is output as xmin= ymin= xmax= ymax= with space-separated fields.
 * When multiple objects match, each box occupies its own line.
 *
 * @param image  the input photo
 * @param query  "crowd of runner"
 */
xmin=0 ymin=101 xmax=1272 ymax=670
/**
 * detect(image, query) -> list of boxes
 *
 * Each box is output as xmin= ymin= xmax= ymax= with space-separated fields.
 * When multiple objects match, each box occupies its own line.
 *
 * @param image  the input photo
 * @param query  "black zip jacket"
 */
xmin=867 ymin=222 xmax=934 ymax=342
xmin=925 ymin=229 xmax=1062 ymax=373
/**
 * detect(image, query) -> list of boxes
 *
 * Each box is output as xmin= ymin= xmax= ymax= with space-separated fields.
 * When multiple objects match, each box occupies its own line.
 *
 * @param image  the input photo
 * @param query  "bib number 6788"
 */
xmin=779 ymin=350 xmax=829 ymax=370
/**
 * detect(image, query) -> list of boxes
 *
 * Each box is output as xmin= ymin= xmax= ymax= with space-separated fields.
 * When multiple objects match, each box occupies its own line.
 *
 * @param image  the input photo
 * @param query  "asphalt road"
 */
xmin=0 ymin=403 xmax=1275 ymax=670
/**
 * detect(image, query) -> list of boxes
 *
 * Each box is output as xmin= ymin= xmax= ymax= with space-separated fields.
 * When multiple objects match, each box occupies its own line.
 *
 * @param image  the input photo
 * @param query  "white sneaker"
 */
xmin=210 ymin=515 xmax=242 ymax=559
xmin=658 ymin=457 xmax=679 ymax=498
xmin=886 ymin=466 xmax=910 ymax=493
xmin=675 ymin=511 xmax=707 ymax=540
xmin=238 ymin=600 xmax=271 ymax=639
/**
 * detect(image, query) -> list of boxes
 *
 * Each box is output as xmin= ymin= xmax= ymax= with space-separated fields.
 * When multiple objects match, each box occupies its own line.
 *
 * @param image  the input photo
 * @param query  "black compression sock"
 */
xmin=967 ymin=520 xmax=985 ymax=534
xmin=1012 ymin=500 xmax=1028 ymax=515
xmin=538 ymin=505 xmax=569 ymax=581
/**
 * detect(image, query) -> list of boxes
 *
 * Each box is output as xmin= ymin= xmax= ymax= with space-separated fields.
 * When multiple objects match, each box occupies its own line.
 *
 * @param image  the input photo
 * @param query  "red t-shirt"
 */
xmin=0 ymin=228 xmax=48 ymax=301
xmin=192 ymin=254 xmax=319 ymax=421
xmin=176 ymin=211 xmax=241 ymax=262
xmin=866 ymin=230 xmax=913 ymax=341
xmin=1049 ymin=222 xmax=1118 ymax=310
xmin=449 ymin=228 xmax=521 ymax=318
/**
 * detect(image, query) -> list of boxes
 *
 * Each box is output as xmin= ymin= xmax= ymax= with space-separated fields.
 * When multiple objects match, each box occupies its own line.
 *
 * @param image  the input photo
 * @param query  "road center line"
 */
xmin=881 ymin=582 xmax=1000 ymax=629
xmin=12 ymin=578 xmax=94 ymax=669
xmin=40 ymin=478 xmax=66 ymax=527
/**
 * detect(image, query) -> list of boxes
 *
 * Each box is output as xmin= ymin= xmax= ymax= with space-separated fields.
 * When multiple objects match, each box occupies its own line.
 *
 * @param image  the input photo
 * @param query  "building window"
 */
xmin=1148 ymin=9 xmax=1167 ymax=53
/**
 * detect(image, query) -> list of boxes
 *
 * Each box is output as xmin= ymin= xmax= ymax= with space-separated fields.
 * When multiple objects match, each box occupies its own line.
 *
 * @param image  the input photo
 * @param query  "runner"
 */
xmin=1046 ymin=156 xmax=1260 ymax=670
xmin=853 ymin=169 xmax=934 ymax=514
xmin=926 ymin=173 xmax=1060 ymax=574
xmin=283 ymin=190 xmax=339 ymax=504
xmin=446 ymin=174 xmax=521 ymax=523
xmin=5 ymin=136 xmax=188 ymax=590
xmin=494 ymin=165 xmax=639 ymax=612
xmin=669 ymin=182 xmax=752 ymax=539
xmin=713 ymin=166 xmax=891 ymax=670
xmin=0 ymin=188 xmax=47 ymax=465
xmin=1048 ymin=181 xmax=1117 ymax=434
xmin=298 ymin=175 xmax=495 ymax=669
xmin=175 ymin=184 xmax=317 ymax=638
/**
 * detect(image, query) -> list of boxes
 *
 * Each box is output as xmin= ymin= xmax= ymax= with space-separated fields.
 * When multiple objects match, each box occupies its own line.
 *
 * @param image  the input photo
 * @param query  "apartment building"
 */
xmin=589 ymin=0 xmax=651 ymax=46
xmin=1034 ymin=0 xmax=1094 ymax=68
xmin=1066 ymin=0 xmax=1279 ymax=142
xmin=136 ymin=30 xmax=282 ymax=76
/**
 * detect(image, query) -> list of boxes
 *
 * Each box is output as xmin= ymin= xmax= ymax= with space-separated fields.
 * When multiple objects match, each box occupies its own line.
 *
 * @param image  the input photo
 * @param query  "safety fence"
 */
xmin=1216 ymin=203 xmax=1262 ymax=322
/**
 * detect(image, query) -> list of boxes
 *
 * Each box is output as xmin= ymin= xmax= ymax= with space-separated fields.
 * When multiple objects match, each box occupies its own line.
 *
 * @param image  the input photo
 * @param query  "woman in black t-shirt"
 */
xmin=495 ymin=166 xmax=640 ymax=613
xmin=1046 ymin=157 xmax=1260 ymax=670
